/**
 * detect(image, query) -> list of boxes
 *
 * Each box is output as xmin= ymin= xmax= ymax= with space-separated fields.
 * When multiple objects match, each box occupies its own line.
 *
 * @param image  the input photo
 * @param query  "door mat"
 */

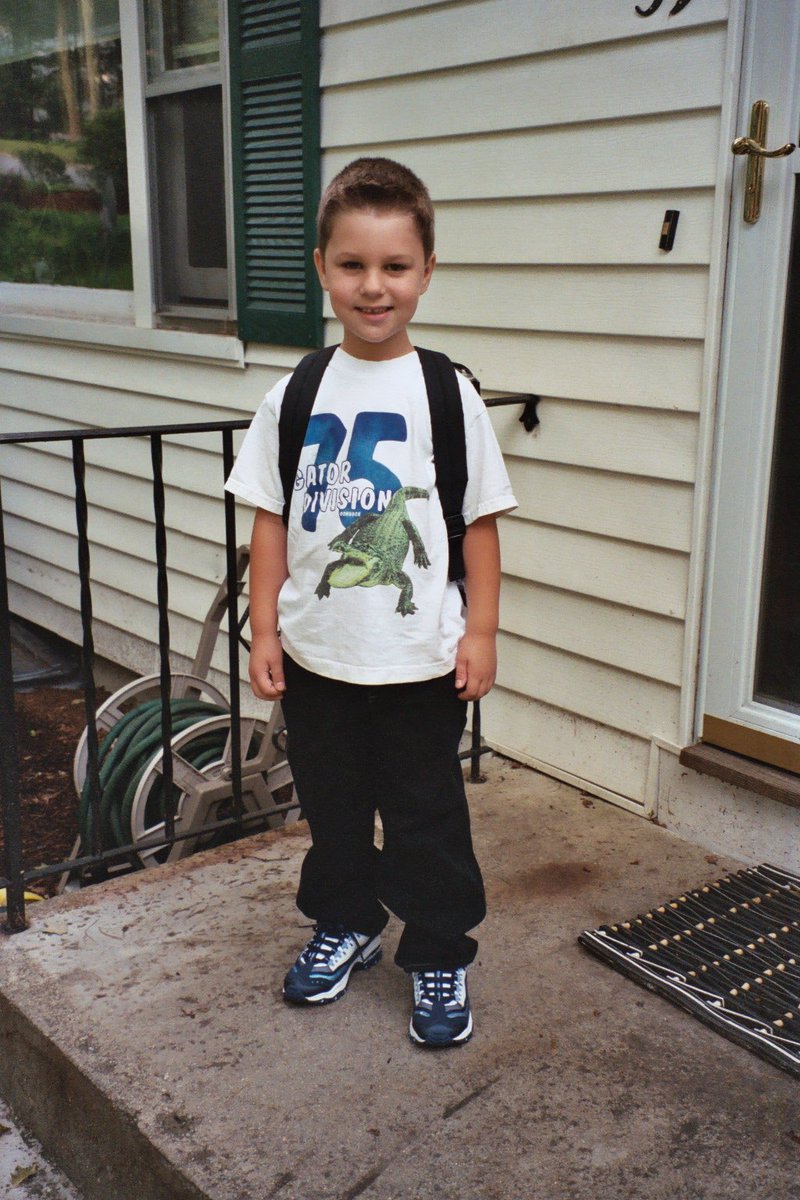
xmin=578 ymin=863 xmax=800 ymax=1078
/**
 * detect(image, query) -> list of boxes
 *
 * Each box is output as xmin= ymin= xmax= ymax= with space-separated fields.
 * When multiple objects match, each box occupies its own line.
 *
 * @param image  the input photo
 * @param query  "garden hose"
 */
xmin=78 ymin=698 xmax=227 ymax=853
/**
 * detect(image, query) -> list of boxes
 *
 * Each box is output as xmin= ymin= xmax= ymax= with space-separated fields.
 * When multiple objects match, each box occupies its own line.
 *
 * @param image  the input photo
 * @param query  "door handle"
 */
xmin=732 ymin=137 xmax=796 ymax=158
xmin=731 ymin=101 xmax=797 ymax=224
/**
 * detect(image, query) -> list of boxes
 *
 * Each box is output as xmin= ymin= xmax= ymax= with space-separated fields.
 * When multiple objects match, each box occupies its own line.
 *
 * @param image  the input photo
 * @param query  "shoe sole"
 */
xmin=283 ymin=942 xmax=382 ymax=1006
xmin=408 ymin=1010 xmax=473 ymax=1048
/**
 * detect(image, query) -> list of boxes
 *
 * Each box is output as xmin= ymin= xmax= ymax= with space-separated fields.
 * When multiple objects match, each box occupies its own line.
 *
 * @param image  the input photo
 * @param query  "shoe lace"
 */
xmin=301 ymin=927 xmax=351 ymax=965
xmin=416 ymin=969 xmax=463 ymax=1005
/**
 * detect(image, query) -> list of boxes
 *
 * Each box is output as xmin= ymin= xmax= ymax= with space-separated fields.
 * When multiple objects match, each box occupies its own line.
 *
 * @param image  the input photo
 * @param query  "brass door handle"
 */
xmin=732 ymin=100 xmax=797 ymax=224
xmin=732 ymin=136 xmax=796 ymax=158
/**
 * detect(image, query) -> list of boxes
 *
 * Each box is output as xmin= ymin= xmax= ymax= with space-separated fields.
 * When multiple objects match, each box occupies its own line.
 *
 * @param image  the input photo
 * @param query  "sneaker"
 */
xmin=282 ymin=926 xmax=382 ymax=1005
xmin=409 ymin=967 xmax=473 ymax=1047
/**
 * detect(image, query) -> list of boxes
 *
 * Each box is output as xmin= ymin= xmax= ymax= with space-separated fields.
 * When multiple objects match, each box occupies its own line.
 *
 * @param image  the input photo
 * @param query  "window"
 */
xmin=0 ymin=1 xmax=132 ymax=289
xmin=0 ymin=0 xmax=321 ymax=348
xmin=145 ymin=0 xmax=229 ymax=313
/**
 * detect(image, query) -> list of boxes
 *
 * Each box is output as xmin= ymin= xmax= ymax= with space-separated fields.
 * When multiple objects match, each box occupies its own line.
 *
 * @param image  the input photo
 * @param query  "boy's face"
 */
xmin=314 ymin=208 xmax=435 ymax=361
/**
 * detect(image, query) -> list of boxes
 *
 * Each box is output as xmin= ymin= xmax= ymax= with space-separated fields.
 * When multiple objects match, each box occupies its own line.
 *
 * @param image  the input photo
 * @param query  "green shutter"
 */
xmin=228 ymin=0 xmax=322 ymax=347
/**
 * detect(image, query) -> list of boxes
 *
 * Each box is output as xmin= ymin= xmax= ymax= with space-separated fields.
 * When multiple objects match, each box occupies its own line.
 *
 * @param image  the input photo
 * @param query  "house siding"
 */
xmin=0 ymin=0 xmax=735 ymax=809
xmin=318 ymin=0 xmax=733 ymax=805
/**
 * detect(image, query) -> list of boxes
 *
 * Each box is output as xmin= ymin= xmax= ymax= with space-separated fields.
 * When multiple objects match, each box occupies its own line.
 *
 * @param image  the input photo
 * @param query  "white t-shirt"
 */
xmin=226 ymin=347 xmax=517 ymax=684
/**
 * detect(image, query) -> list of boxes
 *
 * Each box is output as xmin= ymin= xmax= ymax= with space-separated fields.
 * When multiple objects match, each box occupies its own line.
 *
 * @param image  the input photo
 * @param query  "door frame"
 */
xmin=696 ymin=0 xmax=800 ymax=767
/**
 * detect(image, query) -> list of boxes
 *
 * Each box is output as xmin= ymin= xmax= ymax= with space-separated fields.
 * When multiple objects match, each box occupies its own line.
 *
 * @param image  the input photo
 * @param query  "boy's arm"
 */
xmin=248 ymin=507 xmax=289 ymax=699
xmin=455 ymin=514 xmax=501 ymax=701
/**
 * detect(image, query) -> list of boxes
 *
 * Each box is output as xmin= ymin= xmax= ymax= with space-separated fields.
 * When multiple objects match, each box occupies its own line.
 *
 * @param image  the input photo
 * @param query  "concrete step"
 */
xmin=1 ymin=756 xmax=799 ymax=1200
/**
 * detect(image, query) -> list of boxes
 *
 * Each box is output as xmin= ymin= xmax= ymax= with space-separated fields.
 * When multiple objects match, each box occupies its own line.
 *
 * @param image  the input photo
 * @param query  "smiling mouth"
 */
xmin=357 ymin=306 xmax=392 ymax=314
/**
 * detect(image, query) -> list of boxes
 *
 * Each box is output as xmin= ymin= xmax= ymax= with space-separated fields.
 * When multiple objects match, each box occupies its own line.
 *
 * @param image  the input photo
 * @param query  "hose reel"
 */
xmin=71 ymin=548 xmax=296 ymax=874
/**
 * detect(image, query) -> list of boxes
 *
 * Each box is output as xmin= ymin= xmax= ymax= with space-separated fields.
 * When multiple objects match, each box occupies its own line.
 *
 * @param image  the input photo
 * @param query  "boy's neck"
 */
xmin=339 ymin=330 xmax=415 ymax=361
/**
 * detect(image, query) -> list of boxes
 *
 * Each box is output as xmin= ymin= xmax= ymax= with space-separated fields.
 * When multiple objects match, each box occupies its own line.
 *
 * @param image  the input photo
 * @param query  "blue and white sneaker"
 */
xmin=282 ymin=927 xmax=382 ymax=1005
xmin=409 ymin=967 xmax=473 ymax=1047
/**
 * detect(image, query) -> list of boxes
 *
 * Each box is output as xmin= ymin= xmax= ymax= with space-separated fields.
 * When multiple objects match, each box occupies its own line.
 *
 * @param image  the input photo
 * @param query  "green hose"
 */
xmin=79 ymin=699 xmax=227 ymax=855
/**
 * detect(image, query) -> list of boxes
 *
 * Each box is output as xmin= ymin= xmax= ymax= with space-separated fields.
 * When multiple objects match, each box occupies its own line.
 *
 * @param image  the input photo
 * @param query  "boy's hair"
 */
xmin=316 ymin=157 xmax=435 ymax=260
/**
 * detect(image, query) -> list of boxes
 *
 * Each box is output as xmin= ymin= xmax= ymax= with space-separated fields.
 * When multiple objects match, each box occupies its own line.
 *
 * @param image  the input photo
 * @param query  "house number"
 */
xmin=635 ymin=0 xmax=693 ymax=15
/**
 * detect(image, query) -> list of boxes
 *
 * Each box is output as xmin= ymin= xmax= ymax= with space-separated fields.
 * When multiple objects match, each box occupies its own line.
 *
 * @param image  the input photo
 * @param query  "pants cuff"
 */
xmin=394 ymin=927 xmax=478 ymax=971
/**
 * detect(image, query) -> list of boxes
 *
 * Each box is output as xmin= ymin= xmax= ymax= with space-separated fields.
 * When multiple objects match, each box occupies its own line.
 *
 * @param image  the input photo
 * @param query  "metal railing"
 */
xmin=0 ymin=391 xmax=538 ymax=934
xmin=0 ymin=419 xmax=255 ymax=933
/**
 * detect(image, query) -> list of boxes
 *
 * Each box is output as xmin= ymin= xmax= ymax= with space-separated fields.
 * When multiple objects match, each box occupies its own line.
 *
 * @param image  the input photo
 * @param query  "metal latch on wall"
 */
xmin=732 ymin=100 xmax=796 ymax=224
xmin=453 ymin=363 xmax=540 ymax=432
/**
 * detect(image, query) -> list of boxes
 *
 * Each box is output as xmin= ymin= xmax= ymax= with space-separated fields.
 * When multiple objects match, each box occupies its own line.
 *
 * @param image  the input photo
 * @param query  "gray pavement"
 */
xmin=1 ymin=756 xmax=798 ymax=1200
xmin=0 ymin=1099 xmax=80 ymax=1200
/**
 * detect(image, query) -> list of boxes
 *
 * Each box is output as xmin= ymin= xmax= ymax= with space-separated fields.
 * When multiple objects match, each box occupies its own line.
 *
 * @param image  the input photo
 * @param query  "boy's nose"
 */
xmin=360 ymin=270 xmax=384 ymax=297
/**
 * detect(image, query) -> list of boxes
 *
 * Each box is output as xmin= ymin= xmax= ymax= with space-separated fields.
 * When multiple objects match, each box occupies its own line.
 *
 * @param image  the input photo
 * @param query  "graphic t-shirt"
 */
xmin=226 ymin=348 xmax=517 ymax=684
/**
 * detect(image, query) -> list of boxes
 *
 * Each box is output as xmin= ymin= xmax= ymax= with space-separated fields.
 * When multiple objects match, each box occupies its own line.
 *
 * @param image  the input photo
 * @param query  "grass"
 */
xmin=0 ymin=138 xmax=80 ymax=164
xmin=0 ymin=204 xmax=133 ymax=290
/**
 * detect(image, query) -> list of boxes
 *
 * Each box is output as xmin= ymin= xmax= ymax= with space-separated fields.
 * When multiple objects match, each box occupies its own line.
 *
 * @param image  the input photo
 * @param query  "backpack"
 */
xmin=277 ymin=346 xmax=474 ymax=581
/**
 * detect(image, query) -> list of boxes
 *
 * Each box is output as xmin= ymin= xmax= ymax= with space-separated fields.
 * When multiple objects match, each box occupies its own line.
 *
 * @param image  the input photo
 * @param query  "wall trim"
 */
xmin=678 ymin=4 xmax=747 ymax=747
xmin=485 ymin=738 xmax=648 ymax=817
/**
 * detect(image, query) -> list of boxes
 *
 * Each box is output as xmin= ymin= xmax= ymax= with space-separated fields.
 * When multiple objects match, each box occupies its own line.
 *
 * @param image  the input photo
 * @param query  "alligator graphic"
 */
xmin=315 ymin=486 xmax=430 ymax=616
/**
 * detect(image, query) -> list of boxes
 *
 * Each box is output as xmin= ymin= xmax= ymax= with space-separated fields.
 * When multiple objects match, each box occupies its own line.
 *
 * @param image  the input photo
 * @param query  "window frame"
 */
xmin=143 ymin=0 xmax=235 ymax=319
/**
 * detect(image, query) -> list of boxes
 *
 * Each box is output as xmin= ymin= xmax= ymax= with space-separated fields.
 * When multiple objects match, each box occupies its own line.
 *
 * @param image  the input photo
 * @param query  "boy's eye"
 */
xmin=336 ymin=259 xmax=409 ymax=272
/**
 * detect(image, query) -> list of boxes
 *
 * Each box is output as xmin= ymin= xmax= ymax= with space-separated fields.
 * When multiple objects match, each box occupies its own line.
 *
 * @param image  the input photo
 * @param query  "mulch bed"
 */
xmin=3 ymin=687 xmax=92 ymax=896
xmin=14 ymin=188 xmax=102 ymax=213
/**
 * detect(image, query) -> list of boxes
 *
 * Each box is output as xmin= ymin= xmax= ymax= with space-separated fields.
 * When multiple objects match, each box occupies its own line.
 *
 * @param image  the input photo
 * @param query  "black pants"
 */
xmin=281 ymin=655 xmax=486 ymax=970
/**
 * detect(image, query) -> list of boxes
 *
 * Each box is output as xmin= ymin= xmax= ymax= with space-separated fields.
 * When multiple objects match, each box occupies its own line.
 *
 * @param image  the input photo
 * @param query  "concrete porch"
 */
xmin=0 ymin=755 xmax=798 ymax=1200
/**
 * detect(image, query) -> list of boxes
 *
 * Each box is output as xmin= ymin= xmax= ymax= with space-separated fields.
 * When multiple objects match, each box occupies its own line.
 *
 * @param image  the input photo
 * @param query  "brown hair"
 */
xmin=316 ymin=157 xmax=435 ymax=260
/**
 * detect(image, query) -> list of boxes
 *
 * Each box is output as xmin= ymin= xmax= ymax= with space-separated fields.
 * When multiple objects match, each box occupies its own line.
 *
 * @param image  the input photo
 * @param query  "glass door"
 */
xmin=702 ymin=0 xmax=800 ymax=771
xmin=753 ymin=186 xmax=800 ymax=717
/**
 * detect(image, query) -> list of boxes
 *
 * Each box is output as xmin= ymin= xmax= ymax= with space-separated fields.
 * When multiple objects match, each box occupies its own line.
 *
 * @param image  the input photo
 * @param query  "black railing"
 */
xmin=1 ymin=392 xmax=538 ymax=934
xmin=0 ymin=419 xmax=254 ymax=933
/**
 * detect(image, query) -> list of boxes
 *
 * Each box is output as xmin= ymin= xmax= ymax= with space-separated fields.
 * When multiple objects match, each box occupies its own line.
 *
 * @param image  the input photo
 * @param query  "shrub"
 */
xmin=0 ymin=173 xmax=36 ymax=205
xmin=78 ymin=107 xmax=129 ymax=212
xmin=18 ymin=148 xmax=69 ymax=187
xmin=0 ymin=204 xmax=133 ymax=289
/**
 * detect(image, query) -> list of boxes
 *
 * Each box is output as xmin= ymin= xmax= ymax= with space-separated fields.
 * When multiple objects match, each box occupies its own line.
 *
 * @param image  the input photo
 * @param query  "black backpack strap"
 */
xmin=278 ymin=344 xmax=338 ymax=524
xmin=416 ymin=347 xmax=468 ymax=582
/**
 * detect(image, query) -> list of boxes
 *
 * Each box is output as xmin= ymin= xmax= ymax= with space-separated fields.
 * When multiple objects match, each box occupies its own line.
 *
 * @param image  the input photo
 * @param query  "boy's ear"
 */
xmin=313 ymin=248 xmax=328 ymax=290
xmin=420 ymin=252 xmax=436 ymax=293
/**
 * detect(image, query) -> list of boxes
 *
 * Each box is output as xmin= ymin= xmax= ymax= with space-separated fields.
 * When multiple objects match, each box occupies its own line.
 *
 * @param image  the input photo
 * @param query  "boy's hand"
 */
xmin=249 ymin=632 xmax=286 ymax=700
xmin=454 ymin=631 xmax=497 ymax=701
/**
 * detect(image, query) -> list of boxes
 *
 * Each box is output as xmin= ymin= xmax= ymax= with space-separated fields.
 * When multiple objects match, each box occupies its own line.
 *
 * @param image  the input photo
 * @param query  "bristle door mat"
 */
xmin=578 ymin=863 xmax=800 ymax=1079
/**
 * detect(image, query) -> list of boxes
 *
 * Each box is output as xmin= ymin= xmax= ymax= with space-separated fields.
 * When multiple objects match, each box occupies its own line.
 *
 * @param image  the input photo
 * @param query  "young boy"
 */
xmin=226 ymin=158 xmax=516 ymax=1047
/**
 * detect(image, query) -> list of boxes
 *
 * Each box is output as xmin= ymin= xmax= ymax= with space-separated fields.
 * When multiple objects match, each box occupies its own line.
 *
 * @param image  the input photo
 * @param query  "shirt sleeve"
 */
xmin=459 ymin=376 xmax=518 ymax=526
xmin=224 ymin=375 xmax=290 ymax=515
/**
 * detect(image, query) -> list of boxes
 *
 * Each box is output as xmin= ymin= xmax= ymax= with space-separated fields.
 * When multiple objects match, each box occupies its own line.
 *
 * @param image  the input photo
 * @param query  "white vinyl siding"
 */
xmin=433 ymin=193 xmax=715 ymax=267
xmin=0 ymin=0 xmax=736 ymax=809
xmin=318 ymin=0 xmax=733 ymax=803
xmin=320 ymin=0 xmax=730 ymax=76
xmin=323 ymin=26 xmax=727 ymax=138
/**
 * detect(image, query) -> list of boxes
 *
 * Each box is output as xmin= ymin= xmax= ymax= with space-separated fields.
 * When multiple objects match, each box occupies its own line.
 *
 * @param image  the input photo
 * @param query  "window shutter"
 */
xmin=228 ymin=0 xmax=322 ymax=347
